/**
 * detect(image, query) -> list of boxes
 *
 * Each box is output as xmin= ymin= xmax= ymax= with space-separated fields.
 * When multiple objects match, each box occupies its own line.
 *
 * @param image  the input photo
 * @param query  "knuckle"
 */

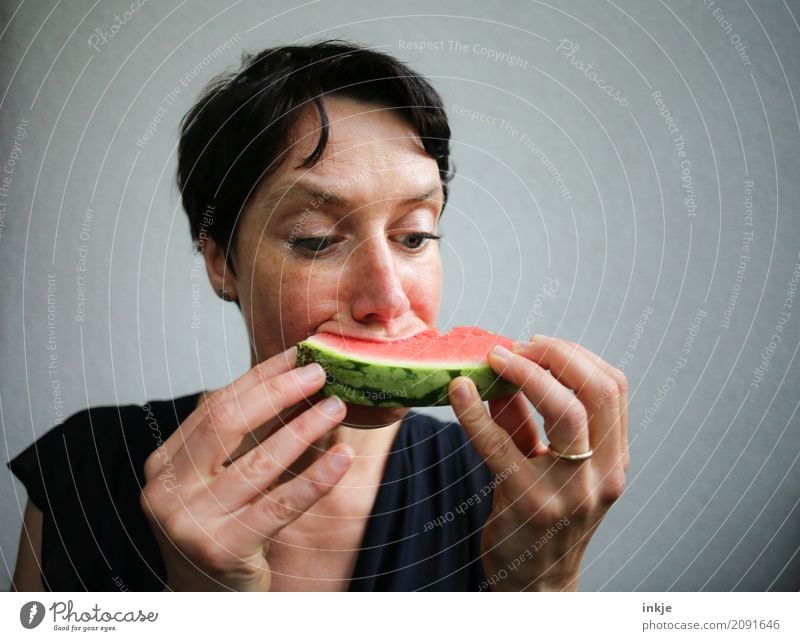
xmin=204 ymin=386 xmax=231 ymax=409
xmin=519 ymin=492 xmax=546 ymax=518
xmin=570 ymin=501 xmax=593 ymax=521
xmin=258 ymin=373 xmax=285 ymax=400
xmin=239 ymin=446 xmax=277 ymax=481
xmin=263 ymin=491 xmax=297 ymax=525
xmin=482 ymin=428 xmax=514 ymax=462
xmin=556 ymin=338 xmax=576 ymax=352
xmin=456 ymin=391 xmax=486 ymax=424
xmin=464 ymin=400 xmax=486 ymax=425
xmin=599 ymin=471 xmax=627 ymax=506
xmin=562 ymin=401 xmax=588 ymax=429
xmin=143 ymin=452 xmax=160 ymax=480
xmin=305 ymin=470 xmax=335 ymax=497
xmin=542 ymin=338 xmax=565 ymax=360
xmin=557 ymin=339 xmax=579 ymax=361
xmin=139 ymin=478 xmax=178 ymax=514
xmin=561 ymin=478 xmax=593 ymax=517
xmin=251 ymin=360 xmax=273 ymax=385
xmin=194 ymin=541 xmax=228 ymax=570
xmin=139 ymin=485 xmax=158 ymax=516
xmin=595 ymin=375 xmax=620 ymax=405
xmin=152 ymin=510 xmax=200 ymax=555
xmin=517 ymin=360 xmax=543 ymax=387
xmin=611 ymin=368 xmax=629 ymax=395
xmin=206 ymin=400 xmax=239 ymax=431
xmin=162 ymin=508 xmax=191 ymax=537
xmin=291 ymin=409 xmax=322 ymax=441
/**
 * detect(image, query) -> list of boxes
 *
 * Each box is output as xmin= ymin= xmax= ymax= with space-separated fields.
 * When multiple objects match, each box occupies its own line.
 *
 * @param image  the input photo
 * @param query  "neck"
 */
xmin=282 ymin=410 xmax=404 ymax=485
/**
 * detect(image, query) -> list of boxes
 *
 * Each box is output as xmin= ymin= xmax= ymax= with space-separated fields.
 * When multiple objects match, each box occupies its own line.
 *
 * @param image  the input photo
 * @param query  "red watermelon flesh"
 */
xmin=296 ymin=326 xmax=518 ymax=407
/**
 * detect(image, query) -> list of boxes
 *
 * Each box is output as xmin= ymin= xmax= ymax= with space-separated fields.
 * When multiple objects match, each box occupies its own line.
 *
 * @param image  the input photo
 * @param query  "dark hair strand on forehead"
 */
xmin=176 ymin=39 xmax=454 ymax=270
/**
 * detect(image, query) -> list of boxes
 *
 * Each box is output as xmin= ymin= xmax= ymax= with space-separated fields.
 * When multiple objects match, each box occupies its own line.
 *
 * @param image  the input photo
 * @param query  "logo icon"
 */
xmin=20 ymin=601 xmax=45 ymax=629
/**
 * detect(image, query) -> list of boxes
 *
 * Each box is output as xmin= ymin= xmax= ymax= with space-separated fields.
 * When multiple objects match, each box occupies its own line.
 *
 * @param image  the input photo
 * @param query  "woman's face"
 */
xmin=211 ymin=96 xmax=444 ymax=427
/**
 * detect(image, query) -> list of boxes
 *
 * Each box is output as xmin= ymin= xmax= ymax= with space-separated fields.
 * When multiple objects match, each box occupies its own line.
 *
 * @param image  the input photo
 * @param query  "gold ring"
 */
xmin=547 ymin=444 xmax=593 ymax=462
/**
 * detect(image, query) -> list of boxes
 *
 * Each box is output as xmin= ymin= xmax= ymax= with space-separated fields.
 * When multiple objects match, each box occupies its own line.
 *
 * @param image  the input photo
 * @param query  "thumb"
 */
xmin=449 ymin=377 xmax=525 ymax=478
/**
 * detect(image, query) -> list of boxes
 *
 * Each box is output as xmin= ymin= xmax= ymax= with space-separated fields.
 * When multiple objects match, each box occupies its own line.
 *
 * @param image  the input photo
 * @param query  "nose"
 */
xmin=347 ymin=236 xmax=410 ymax=325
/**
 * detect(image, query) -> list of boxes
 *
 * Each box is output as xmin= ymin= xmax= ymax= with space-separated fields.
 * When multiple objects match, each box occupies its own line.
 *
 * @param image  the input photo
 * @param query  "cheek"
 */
xmin=404 ymin=258 xmax=442 ymax=325
xmin=238 ymin=257 xmax=309 ymax=355
xmin=265 ymin=263 xmax=341 ymax=343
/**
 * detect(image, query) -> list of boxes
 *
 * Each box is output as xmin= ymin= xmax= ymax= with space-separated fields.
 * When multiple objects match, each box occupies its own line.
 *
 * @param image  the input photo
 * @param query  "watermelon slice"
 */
xmin=296 ymin=326 xmax=519 ymax=407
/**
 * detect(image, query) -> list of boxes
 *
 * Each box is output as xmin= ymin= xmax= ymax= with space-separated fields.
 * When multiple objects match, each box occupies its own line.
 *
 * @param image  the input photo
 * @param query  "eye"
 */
xmin=395 ymin=232 xmax=441 ymax=250
xmin=289 ymin=236 xmax=333 ymax=253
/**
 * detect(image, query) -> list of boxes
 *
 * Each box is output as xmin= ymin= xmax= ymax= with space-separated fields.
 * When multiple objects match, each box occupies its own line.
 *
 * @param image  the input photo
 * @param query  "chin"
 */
xmin=341 ymin=403 xmax=411 ymax=429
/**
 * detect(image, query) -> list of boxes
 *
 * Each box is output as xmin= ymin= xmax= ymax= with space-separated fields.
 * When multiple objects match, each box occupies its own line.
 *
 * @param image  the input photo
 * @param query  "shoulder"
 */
xmin=6 ymin=392 xmax=202 ymax=590
xmin=7 ymin=393 xmax=201 ymax=511
xmin=50 ymin=392 xmax=199 ymax=463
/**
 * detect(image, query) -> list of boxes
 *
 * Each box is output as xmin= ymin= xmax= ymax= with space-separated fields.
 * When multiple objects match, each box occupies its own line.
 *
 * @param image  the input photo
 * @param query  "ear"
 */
xmin=202 ymin=236 xmax=238 ymax=301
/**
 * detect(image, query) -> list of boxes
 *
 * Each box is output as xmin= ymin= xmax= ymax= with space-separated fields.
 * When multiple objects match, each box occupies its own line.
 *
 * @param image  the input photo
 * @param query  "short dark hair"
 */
xmin=176 ymin=39 xmax=454 ymax=271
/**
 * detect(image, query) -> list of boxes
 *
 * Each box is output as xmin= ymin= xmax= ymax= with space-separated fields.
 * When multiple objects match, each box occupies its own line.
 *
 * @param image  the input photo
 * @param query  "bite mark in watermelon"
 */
xmin=296 ymin=326 xmax=519 ymax=407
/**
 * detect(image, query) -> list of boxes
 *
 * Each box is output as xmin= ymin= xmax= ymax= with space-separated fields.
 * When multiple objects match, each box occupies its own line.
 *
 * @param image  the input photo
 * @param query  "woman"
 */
xmin=9 ymin=41 xmax=628 ymax=591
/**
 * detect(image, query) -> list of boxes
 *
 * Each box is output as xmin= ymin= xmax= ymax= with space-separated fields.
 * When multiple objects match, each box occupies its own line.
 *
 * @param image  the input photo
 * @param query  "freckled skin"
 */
xmin=204 ymin=96 xmax=444 ymax=428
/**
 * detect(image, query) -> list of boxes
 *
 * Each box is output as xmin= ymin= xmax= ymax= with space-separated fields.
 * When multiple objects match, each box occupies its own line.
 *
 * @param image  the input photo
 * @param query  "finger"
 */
xmin=486 ymin=346 xmax=591 ymax=457
xmin=500 ymin=338 xmax=620 ymax=463
xmin=198 ymin=395 xmax=347 ymax=515
xmin=488 ymin=392 xmax=546 ymax=458
xmin=173 ymin=360 xmax=327 ymax=475
xmin=449 ymin=377 xmax=528 ymax=496
xmin=527 ymin=338 xmax=629 ymax=472
xmin=218 ymin=443 xmax=354 ymax=552
xmin=153 ymin=346 xmax=299 ymax=472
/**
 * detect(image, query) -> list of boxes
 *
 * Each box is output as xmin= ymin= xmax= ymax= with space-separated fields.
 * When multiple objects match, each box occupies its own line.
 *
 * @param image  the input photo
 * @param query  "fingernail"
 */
xmin=531 ymin=334 xmax=548 ymax=342
xmin=511 ymin=341 xmax=531 ymax=352
xmin=319 ymin=395 xmax=345 ymax=416
xmin=451 ymin=378 xmax=473 ymax=403
xmin=490 ymin=344 xmax=512 ymax=365
xmin=297 ymin=363 xmax=324 ymax=382
xmin=330 ymin=447 xmax=353 ymax=470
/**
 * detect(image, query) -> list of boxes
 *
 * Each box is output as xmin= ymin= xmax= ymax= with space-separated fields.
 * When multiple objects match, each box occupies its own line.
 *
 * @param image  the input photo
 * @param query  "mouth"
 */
xmin=309 ymin=326 xmax=431 ymax=343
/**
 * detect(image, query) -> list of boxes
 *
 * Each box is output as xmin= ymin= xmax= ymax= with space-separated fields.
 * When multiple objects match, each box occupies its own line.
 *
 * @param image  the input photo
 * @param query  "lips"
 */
xmin=309 ymin=325 xmax=431 ymax=343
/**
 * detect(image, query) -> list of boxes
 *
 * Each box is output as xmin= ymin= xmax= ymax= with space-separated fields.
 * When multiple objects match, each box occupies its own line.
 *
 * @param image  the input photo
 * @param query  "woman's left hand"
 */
xmin=448 ymin=335 xmax=629 ymax=591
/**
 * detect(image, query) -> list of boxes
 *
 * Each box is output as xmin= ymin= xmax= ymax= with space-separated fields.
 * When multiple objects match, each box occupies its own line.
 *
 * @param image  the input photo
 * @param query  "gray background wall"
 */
xmin=1 ymin=0 xmax=798 ymax=591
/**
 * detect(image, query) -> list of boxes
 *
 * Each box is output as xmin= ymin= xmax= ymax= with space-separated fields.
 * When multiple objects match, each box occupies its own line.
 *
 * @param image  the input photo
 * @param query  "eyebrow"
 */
xmin=261 ymin=179 xmax=444 ymax=214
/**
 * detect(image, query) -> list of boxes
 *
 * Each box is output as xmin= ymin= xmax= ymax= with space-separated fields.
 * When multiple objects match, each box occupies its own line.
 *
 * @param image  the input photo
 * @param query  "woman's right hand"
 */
xmin=139 ymin=346 xmax=352 ymax=591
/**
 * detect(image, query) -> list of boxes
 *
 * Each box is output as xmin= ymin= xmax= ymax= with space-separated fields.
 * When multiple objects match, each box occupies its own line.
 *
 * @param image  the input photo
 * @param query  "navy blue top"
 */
xmin=7 ymin=393 xmax=494 ymax=591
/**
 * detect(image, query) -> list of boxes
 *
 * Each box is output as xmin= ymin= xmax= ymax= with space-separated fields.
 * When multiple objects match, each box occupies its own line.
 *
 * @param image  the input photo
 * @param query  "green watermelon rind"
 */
xmin=296 ymin=339 xmax=519 ymax=407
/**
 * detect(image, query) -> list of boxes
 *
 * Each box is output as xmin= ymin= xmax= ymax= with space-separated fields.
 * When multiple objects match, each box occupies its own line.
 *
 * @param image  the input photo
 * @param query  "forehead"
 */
xmin=260 ymin=96 xmax=441 ymax=202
